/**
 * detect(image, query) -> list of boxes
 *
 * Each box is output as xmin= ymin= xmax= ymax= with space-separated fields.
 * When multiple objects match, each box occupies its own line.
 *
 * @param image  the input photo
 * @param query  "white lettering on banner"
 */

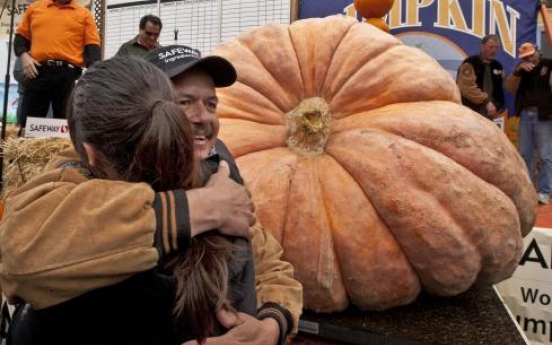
xmin=158 ymin=47 xmax=199 ymax=60
xmin=344 ymin=0 xmax=519 ymax=57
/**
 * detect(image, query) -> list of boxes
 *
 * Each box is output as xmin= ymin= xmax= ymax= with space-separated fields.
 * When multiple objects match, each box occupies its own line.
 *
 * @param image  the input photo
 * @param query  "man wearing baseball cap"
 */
xmin=0 ymin=45 xmax=302 ymax=345
xmin=143 ymin=45 xmax=303 ymax=345
xmin=505 ymin=42 xmax=552 ymax=205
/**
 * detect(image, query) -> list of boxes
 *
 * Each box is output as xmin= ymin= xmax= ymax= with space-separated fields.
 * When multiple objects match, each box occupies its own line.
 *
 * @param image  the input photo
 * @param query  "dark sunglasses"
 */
xmin=143 ymin=30 xmax=160 ymax=38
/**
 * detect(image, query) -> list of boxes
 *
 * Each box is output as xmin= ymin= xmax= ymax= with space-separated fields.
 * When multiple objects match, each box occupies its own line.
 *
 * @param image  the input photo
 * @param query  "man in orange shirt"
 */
xmin=13 ymin=0 xmax=101 ymax=132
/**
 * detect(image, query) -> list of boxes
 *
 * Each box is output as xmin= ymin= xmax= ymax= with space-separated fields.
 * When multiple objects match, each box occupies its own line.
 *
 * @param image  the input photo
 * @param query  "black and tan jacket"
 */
xmin=0 ymin=140 xmax=302 ymax=344
xmin=456 ymin=55 xmax=505 ymax=113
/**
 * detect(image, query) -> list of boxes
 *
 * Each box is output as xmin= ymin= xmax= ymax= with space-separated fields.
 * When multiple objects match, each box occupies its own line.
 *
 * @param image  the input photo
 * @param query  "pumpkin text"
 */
xmin=345 ymin=0 xmax=519 ymax=57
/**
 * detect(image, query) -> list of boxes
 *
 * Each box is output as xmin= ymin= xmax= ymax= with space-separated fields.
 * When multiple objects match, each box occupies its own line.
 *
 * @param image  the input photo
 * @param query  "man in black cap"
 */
xmin=144 ymin=44 xmax=303 ymax=345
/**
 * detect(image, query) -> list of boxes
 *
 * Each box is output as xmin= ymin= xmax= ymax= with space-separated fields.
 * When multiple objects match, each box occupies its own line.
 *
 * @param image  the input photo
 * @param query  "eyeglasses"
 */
xmin=143 ymin=30 xmax=160 ymax=38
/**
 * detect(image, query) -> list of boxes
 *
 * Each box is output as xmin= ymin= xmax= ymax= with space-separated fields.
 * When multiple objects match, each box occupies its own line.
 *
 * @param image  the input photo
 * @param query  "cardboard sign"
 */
xmin=496 ymin=228 xmax=552 ymax=345
xmin=24 ymin=117 xmax=70 ymax=138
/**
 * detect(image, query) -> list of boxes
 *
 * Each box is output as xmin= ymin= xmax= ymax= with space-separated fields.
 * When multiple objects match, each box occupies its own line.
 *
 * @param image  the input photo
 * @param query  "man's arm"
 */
xmin=13 ymin=34 xmax=30 ymax=57
xmin=456 ymin=62 xmax=489 ymax=106
xmin=505 ymin=61 xmax=534 ymax=94
xmin=14 ymin=35 xmax=40 ymax=79
xmin=84 ymin=44 xmax=101 ymax=67
xmin=0 ymin=149 xmax=254 ymax=309
xmin=253 ymin=225 xmax=303 ymax=344
xmin=82 ymin=9 xmax=101 ymax=67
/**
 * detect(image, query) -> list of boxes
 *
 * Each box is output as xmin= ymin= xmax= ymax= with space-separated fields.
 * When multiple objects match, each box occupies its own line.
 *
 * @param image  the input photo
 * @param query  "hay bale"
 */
xmin=2 ymin=137 xmax=71 ymax=200
xmin=2 ymin=124 xmax=20 ymax=140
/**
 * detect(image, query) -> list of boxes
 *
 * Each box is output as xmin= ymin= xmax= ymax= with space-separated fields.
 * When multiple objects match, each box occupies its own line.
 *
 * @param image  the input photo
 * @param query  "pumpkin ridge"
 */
xmin=326 ymin=129 xmax=522 ymax=294
xmin=328 ymin=34 xmax=400 ymax=104
xmin=288 ymin=16 xmax=359 ymax=100
xmin=218 ymin=82 xmax=284 ymax=125
xmin=330 ymin=45 xmax=459 ymax=118
xmin=324 ymin=139 xmax=480 ymax=297
xmin=339 ymin=102 xmax=535 ymax=236
xmin=315 ymin=154 xmax=421 ymax=309
xmin=323 ymin=21 xmax=403 ymax=105
xmin=308 ymin=16 xmax=357 ymax=100
xmin=218 ymin=120 xmax=288 ymax=158
xmin=236 ymin=25 xmax=304 ymax=112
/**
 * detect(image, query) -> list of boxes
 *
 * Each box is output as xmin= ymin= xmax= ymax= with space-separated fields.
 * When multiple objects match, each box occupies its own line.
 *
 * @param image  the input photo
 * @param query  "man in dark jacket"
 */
xmin=456 ymin=34 xmax=505 ymax=120
xmin=116 ymin=15 xmax=162 ymax=57
xmin=505 ymin=42 xmax=552 ymax=204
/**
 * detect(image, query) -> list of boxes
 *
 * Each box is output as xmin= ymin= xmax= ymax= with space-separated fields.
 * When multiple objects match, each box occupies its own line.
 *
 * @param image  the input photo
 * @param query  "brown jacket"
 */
xmin=0 ymin=148 xmax=302 ymax=336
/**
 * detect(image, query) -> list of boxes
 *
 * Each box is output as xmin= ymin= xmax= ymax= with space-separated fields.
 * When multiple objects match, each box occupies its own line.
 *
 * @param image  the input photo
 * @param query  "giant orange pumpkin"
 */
xmin=212 ymin=15 xmax=536 ymax=312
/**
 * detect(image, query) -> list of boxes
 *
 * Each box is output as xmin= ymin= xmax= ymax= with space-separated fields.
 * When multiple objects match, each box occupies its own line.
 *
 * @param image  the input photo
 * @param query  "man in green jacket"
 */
xmin=116 ymin=14 xmax=162 ymax=57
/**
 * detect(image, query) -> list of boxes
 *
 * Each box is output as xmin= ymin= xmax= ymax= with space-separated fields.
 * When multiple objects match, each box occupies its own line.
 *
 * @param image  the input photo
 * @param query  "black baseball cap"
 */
xmin=144 ymin=45 xmax=237 ymax=87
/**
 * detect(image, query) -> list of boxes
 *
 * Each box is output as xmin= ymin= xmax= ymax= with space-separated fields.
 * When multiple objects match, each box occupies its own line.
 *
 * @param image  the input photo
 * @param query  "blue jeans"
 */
xmin=518 ymin=107 xmax=552 ymax=194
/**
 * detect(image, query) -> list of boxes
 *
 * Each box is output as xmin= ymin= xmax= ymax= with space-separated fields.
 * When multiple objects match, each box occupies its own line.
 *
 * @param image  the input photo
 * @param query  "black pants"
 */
xmin=19 ymin=64 xmax=82 ymax=129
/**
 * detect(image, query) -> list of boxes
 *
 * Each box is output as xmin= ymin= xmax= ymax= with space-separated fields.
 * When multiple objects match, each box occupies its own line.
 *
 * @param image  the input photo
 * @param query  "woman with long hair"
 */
xmin=6 ymin=56 xmax=256 ymax=345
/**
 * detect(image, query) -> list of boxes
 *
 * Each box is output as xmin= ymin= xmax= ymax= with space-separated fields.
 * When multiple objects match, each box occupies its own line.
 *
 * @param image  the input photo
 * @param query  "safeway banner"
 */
xmin=298 ymin=0 xmax=539 ymax=114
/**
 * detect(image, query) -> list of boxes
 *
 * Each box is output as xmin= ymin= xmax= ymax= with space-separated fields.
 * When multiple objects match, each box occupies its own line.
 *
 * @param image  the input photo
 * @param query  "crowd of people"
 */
xmin=2 ymin=2 xmax=550 ymax=343
xmin=456 ymin=35 xmax=552 ymax=205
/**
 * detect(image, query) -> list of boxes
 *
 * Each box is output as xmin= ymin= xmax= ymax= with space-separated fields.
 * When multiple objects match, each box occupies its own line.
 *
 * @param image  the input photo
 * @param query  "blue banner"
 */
xmin=298 ymin=0 xmax=540 ymax=114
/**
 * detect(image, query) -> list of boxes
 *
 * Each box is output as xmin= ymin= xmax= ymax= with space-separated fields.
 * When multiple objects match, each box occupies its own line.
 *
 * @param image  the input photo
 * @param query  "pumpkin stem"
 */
xmin=286 ymin=97 xmax=331 ymax=155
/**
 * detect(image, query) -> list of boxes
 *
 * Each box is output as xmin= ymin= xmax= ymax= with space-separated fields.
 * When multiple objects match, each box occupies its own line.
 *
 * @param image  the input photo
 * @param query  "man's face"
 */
xmin=139 ymin=22 xmax=161 ymax=51
xmin=172 ymin=69 xmax=219 ymax=160
xmin=481 ymin=39 xmax=500 ymax=62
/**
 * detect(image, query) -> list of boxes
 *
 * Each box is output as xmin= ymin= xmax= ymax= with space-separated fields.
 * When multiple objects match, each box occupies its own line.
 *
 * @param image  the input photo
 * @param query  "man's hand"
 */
xmin=181 ymin=310 xmax=280 ymax=345
xmin=187 ymin=160 xmax=255 ymax=239
xmin=21 ymin=52 xmax=40 ymax=79
xmin=486 ymin=101 xmax=498 ymax=118
xmin=516 ymin=61 xmax=535 ymax=73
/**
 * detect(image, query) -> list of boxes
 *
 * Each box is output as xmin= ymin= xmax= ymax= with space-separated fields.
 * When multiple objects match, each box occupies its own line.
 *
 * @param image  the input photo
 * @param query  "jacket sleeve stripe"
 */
xmin=167 ymin=191 xmax=178 ymax=251
xmin=173 ymin=190 xmax=190 ymax=250
xmin=155 ymin=192 xmax=171 ymax=255
xmin=153 ymin=190 xmax=191 ymax=259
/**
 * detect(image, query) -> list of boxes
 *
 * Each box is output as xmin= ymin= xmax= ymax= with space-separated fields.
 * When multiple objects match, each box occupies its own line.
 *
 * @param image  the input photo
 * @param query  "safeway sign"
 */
xmin=24 ymin=117 xmax=70 ymax=139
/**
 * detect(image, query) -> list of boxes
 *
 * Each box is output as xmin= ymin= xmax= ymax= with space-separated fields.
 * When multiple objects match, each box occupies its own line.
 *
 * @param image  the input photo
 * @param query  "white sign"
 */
xmin=496 ymin=228 xmax=552 ymax=345
xmin=24 ymin=117 xmax=70 ymax=138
